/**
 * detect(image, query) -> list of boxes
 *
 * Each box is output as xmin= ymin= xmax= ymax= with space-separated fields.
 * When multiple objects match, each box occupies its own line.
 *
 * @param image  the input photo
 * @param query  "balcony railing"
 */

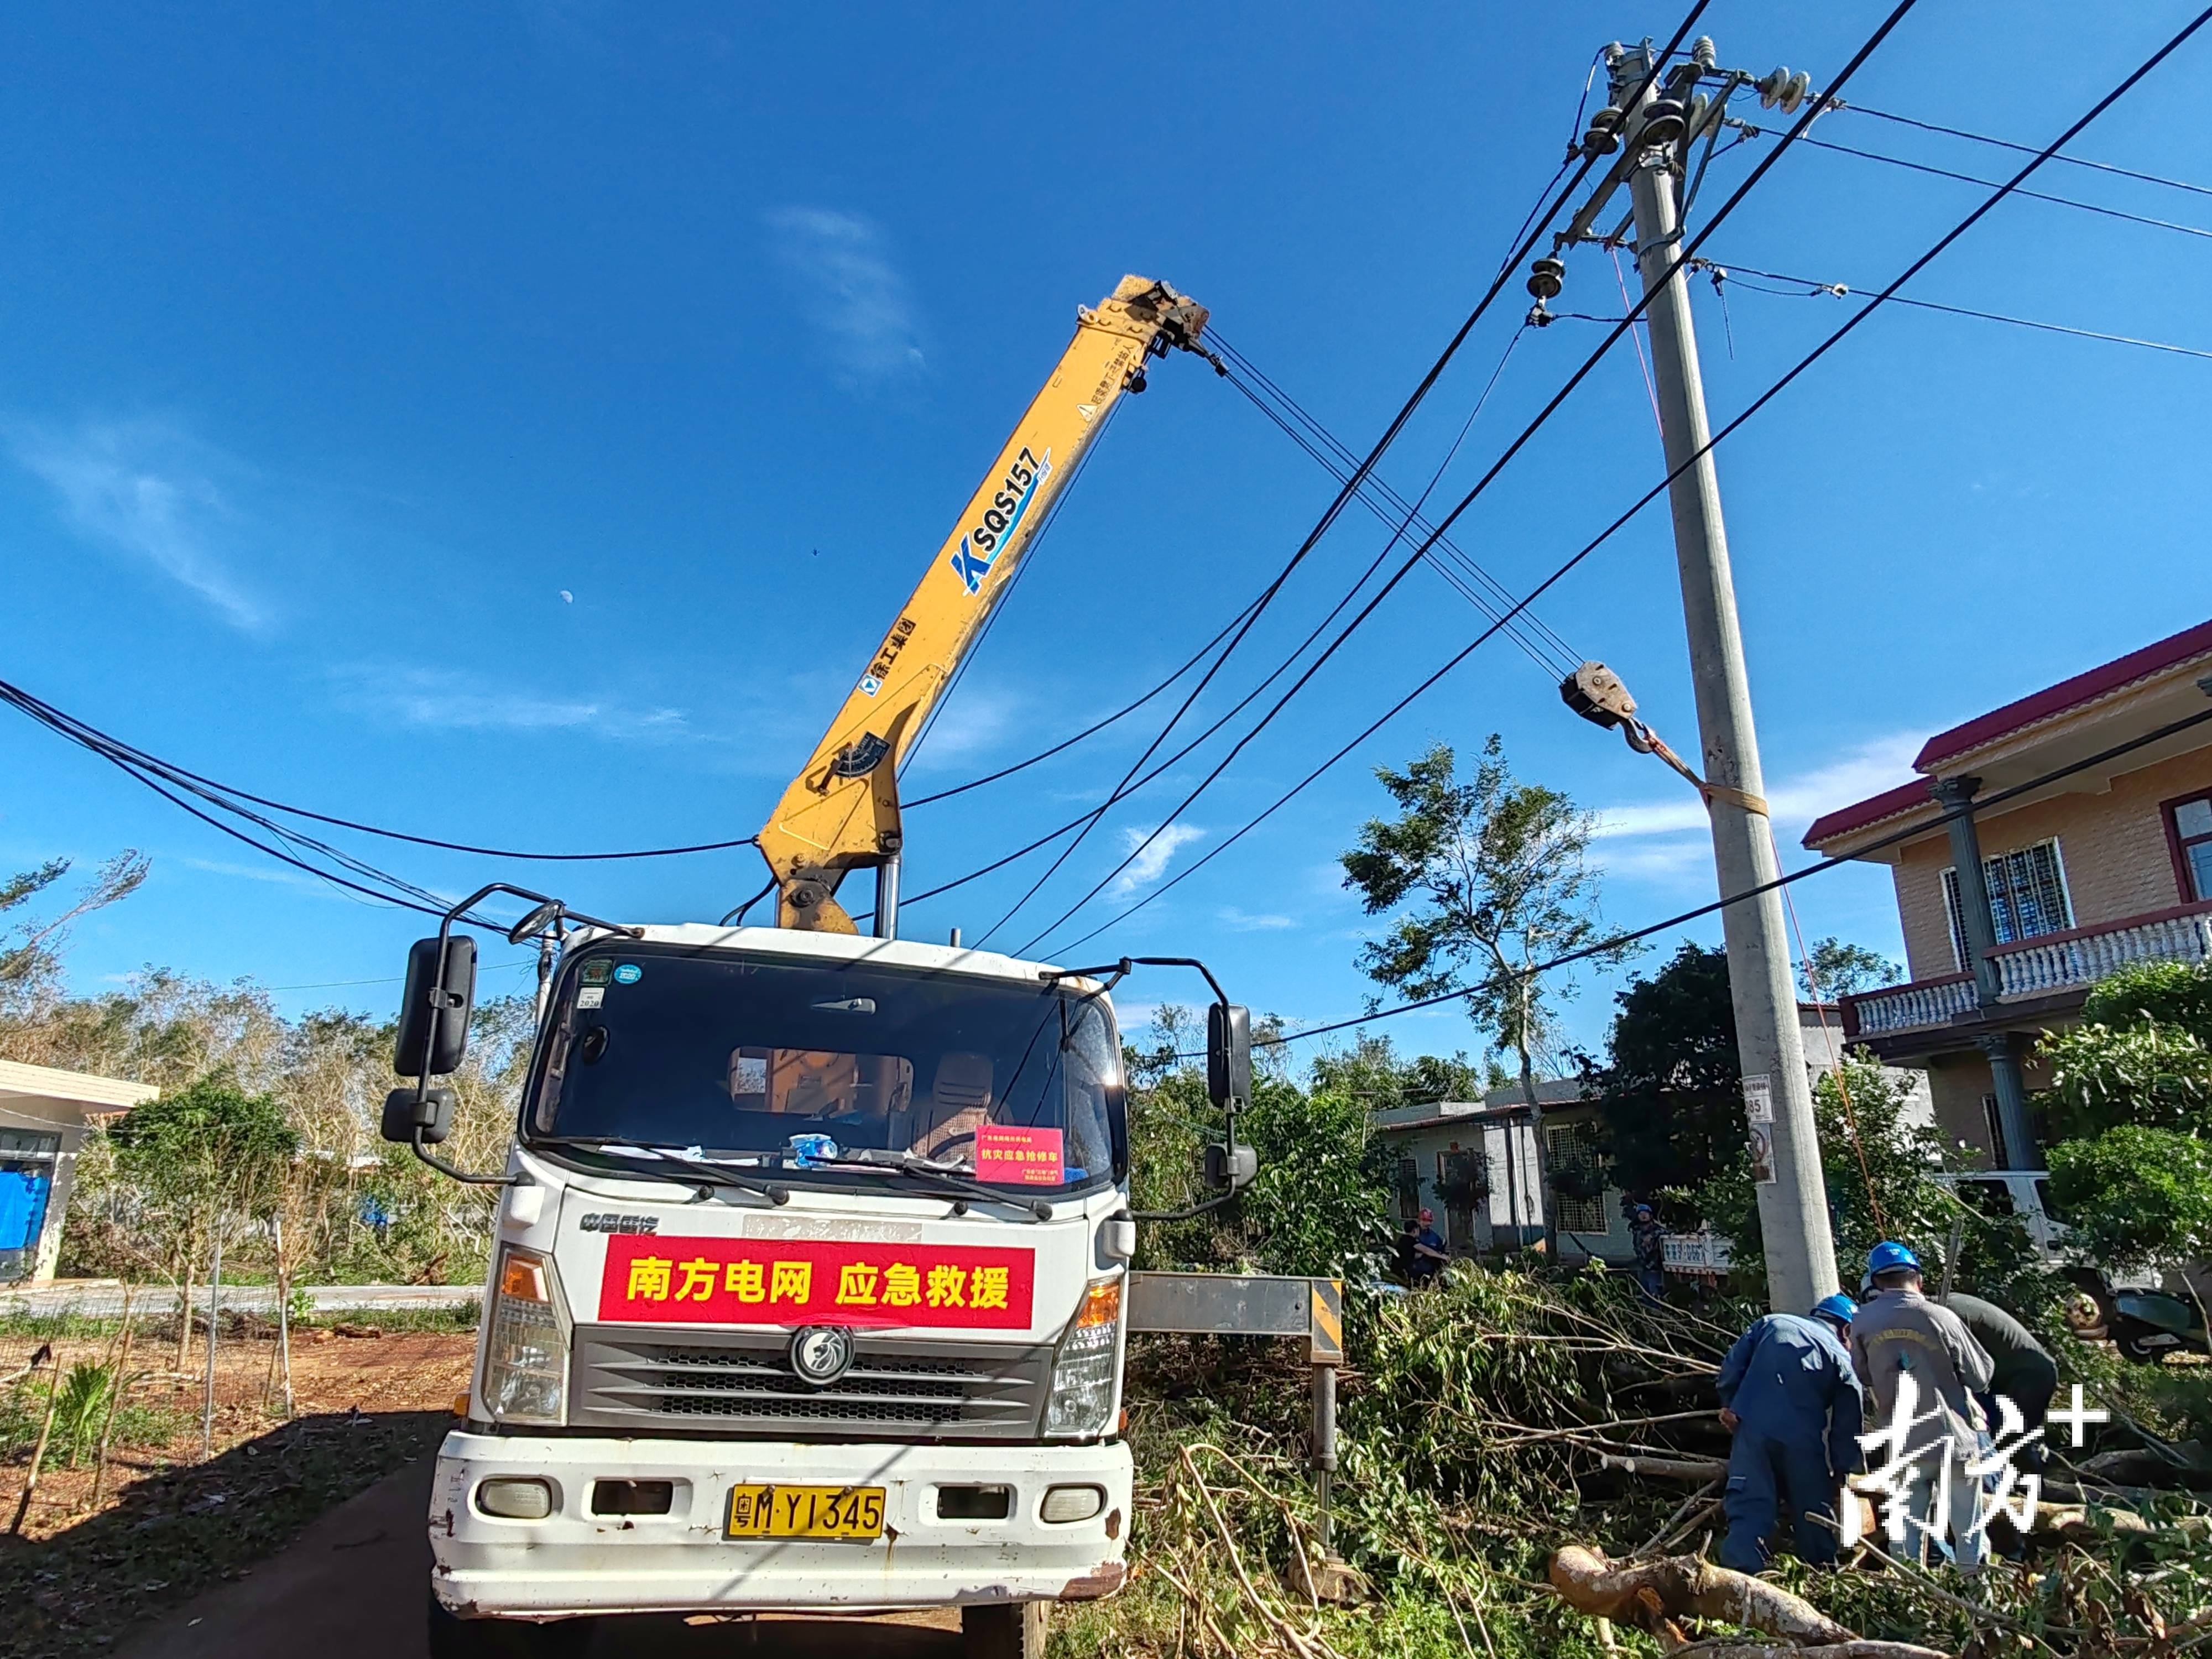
xmin=1843 ymin=972 xmax=1979 ymax=1036
xmin=1987 ymin=902 xmax=2212 ymax=999
xmin=1841 ymin=900 xmax=2212 ymax=1039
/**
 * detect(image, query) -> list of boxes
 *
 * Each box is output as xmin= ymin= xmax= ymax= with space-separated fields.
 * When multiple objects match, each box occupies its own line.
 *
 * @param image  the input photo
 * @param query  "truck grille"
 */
xmin=568 ymin=1326 xmax=1052 ymax=1439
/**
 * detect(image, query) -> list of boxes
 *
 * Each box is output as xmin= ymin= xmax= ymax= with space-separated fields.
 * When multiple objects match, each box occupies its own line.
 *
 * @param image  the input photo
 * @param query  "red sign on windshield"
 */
xmin=975 ymin=1124 xmax=1064 ymax=1186
xmin=596 ymin=1235 xmax=1036 ymax=1329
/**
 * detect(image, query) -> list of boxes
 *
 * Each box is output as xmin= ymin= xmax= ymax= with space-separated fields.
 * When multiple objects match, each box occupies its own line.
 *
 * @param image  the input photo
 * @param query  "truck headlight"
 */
xmin=1044 ymin=1277 xmax=1120 ymax=1439
xmin=482 ymin=1245 xmax=570 ymax=1426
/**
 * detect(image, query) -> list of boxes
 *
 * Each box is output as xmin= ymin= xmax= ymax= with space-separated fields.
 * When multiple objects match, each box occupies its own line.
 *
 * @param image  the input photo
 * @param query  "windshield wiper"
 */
xmin=830 ymin=1149 xmax=1053 ymax=1222
xmin=534 ymin=1137 xmax=791 ymax=1206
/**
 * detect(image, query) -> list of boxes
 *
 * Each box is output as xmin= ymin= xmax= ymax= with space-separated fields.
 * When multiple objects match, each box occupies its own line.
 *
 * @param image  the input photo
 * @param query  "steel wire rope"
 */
xmin=1015 ymin=0 xmax=1922 ymax=958
xmin=1054 ymin=6 xmax=2209 ymax=962
xmin=955 ymin=7 xmax=1714 ymax=947
xmin=1765 ymin=128 xmax=2212 ymax=239
xmin=1204 ymin=330 xmax=1573 ymax=678
xmin=0 ymin=675 xmax=759 ymax=863
xmin=1203 ymin=696 xmax=2212 ymax=1057
xmin=1206 ymin=328 xmax=1583 ymax=674
xmin=1840 ymin=100 xmax=2212 ymax=199
xmin=1699 ymin=258 xmax=2212 ymax=361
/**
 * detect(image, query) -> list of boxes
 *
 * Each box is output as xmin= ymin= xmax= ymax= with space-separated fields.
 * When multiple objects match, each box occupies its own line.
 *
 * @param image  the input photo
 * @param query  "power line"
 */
xmin=1206 ymin=329 xmax=1584 ymax=677
xmin=1057 ymin=4 xmax=2211 ymax=961
xmin=1702 ymin=258 xmax=2212 ymax=361
xmin=0 ymin=676 xmax=759 ymax=863
xmin=1762 ymin=126 xmax=2212 ymax=240
xmin=1841 ymin=99 xmax=2212 ymax=200
xmin=958 ymin=7 xmax=1715 ymax=948
xmin=1015 ymin=1 xmax=1923 ymax=958
xmin=1214 ymin=697 xmax=2212 ymax=1057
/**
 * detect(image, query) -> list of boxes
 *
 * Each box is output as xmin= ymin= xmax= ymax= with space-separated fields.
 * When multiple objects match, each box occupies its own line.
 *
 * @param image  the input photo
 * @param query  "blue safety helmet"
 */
xmin=1866 ymin=1240 xmax=1921 ymax=1278
xmin=1812 ymin=1292 xmax=1858 ymax=1328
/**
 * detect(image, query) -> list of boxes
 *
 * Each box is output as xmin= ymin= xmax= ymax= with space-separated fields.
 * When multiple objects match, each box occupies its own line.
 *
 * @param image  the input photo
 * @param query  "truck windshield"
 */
xmin=525 ymin=943 xmax=1124 ymax=1190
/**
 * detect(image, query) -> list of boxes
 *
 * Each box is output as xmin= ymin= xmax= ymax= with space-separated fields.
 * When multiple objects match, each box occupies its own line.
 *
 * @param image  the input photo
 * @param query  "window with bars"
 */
xmin=1544 ymin=1121 xmax=1609 ymax=1235
xmin=2171 ymin=794 xmax=2212 ymax=902
xmin=1942 ymin=839 xmax=2073 ymax=969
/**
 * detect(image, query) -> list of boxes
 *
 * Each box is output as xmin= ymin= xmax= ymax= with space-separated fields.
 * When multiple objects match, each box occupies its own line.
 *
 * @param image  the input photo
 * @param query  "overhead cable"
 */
xmin=959 ymin=4 xmax=1715 ymax=948
xmin=1016 ymin=0 xmax=1924 ymax=957
xmin=1704 ymin=258 xmax=2212 ymax=361
xmin=0 ymin=676 xmax=758 ymax=863
xmin=1771 ymin=128 xmax=2212 ymax=240
xmin=1056 ymin=3 xmax=2210 ymax=960
xmin=1216 ymin=697 xmax=2212 ymax=1056
xmin=1841 ymin=100 xmax=2212 ymax=200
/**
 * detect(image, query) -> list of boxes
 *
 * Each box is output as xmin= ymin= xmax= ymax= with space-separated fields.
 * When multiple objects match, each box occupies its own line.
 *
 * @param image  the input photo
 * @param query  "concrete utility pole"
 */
xmin=1550 ymin=40 xmax=1841 ymax=1312
xmin=1620 ymin=43 xmax=1838 ymax=1313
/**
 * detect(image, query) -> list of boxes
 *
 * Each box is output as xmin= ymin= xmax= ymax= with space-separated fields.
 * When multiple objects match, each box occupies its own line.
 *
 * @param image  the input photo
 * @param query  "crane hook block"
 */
xmin=1560 ymin=661 xmax=1637 ymax=729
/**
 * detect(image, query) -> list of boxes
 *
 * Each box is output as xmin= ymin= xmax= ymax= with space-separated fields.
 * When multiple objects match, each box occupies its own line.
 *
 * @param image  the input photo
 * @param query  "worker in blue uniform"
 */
xmin=1714 ymin=1292 xmax=1864 ymax=1573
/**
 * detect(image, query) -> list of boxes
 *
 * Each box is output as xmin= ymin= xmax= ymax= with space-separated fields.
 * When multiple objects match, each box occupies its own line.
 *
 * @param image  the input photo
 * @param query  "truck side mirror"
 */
xmin=1207 ymin=1003 xmax=1250 ymax=1109
xmin=394 ymin=935 xmax=477 ymax=1078
xmin=382 ymin=1086 xmax=456 ymax=1146
xmin=1203 ymin=1141 xmax=1259 ymax=1193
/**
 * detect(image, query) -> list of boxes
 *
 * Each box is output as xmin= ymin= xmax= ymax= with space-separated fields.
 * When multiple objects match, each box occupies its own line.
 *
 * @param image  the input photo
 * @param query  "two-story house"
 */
xmin=1803 ymin=617 xmax=2212 ymax=1173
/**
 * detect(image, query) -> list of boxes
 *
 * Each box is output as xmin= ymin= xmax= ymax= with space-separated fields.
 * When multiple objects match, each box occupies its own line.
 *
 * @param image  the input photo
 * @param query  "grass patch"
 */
xmin=294 ymin=1300 xmax=479 ymax=1333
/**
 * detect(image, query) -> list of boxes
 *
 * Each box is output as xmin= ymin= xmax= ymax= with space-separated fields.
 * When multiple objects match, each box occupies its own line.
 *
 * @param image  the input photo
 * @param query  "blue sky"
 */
xmin=4 ymin=2 xmax=2209 ymax=1070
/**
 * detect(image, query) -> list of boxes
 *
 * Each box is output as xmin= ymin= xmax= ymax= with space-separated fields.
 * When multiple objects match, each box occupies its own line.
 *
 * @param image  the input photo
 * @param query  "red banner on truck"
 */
xmin=596 ymin=1235 xmax=1036 ymax=1329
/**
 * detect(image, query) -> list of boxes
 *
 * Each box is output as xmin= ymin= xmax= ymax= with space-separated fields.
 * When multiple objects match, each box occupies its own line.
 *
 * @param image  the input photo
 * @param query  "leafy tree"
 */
xmin=1797 ymin=936 xmax=1900 ymax=1000
xmin=1307 ymin=1034 xmax=1489 ymax=1113
xmin=2036 ymin=960 xmax=2212 ymax=1273
xmin=1339 ymin=736 xmax=1635 ymax=1252
xmin=108 ymin=1073 xmax=299 ymax=1366
xmin=1583 ymin=943 xmax=1742 ymax=1221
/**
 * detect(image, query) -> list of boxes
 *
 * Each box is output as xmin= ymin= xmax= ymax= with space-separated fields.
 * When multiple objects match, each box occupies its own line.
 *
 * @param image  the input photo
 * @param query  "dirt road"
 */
xmin=112 ymin=1457 xmax=964 ymax=1659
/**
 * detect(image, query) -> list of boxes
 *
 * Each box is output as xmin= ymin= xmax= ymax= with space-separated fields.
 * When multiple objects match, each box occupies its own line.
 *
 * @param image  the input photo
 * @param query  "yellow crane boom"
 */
xmin=758 ymin=275 xmax=1209 ymax=933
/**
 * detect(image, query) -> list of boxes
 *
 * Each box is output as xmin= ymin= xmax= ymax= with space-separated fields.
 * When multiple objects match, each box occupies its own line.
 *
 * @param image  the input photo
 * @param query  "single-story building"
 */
xmin=1371 ymin=1004 xmax=1932 ymax=1268
xmin=0 ymin=1058 xmax=155 ymax=1283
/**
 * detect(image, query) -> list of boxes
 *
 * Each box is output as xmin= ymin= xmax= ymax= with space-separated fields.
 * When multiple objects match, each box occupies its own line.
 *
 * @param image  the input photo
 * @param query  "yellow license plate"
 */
xmin=724 ymin=1483 xmax=886 ymax=1541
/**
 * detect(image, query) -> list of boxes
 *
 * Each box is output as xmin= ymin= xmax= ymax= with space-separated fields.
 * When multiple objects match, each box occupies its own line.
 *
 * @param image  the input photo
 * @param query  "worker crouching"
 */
xmin=1713 ymin=1292 xmax=1863 ymax=1573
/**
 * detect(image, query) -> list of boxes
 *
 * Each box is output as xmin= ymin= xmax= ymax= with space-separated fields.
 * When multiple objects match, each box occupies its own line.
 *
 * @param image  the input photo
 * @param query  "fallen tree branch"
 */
xmin=1550 ymin=1545 xmax=1866 ymax=1649
xmin=1599 ymin=1453 xmax=1730 ymax=1483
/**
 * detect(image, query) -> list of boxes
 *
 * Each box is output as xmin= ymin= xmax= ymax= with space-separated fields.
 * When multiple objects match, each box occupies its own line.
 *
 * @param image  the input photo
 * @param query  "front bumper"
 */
xmin=428 ymin=1430 xmax=1132 ymax=1619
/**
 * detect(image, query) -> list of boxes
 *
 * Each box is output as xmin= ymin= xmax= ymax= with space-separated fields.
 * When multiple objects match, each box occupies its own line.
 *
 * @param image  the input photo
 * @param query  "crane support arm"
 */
xmin=758 ymin=275 xmax=1208 ymax=932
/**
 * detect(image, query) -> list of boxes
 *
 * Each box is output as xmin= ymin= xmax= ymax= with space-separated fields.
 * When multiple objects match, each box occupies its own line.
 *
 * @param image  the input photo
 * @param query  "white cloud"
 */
xmin=336 ymin=666 xmax=687 ymax=739
xmin=1217 ymin=905 xmax=1294 ymax=932
xmin=1111 ymin=822 xmax=1204 ymax=896
xmin=764 ymin=207 xmax=926 ymax=384
xmin=1591 ymin=731 xmax=1927 ymax=843
xmin=8 ymin=418 xmax=268 ymax=631
xmin=902 ymin=688 xmax=1015 ymax=774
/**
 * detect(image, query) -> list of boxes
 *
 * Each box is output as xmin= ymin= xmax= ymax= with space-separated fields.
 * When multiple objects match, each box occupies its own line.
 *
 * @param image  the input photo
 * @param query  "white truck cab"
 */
xmin=387 ymin=913 xmax=1249 ymax=1659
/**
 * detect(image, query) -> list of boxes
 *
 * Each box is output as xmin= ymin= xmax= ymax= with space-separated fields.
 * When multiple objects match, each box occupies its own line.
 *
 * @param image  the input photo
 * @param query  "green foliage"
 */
xmin=1697 ymin=1060 xmax=2038 ymax=1302
xmin=1584 ymin=942 xmax=1741 ymax=1217
xmin=0 ymin=1362 xmax=178 ymax=1468
xmin=1339 ymin=736 xmax=1634 ymax=1071
xmin=2034 ymin=959 xmax=2212 ymax=1276
xmin=108 ymin=1075 xmax=299 ymax=1277
xmin=2047 ymin=1124 xmax=2212 ymax=1272
xmin=2039 ymin=1015 xmax=2212 ymax=1141
xmin=1797 ymin=935 xmax=1900 ymax=999
xmin=1240 ymin=1084 xmax=1395 ymax=1279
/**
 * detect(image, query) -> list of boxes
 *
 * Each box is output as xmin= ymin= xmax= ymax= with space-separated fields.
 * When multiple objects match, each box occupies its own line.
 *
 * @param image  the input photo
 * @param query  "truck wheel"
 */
xmin=961 ymin=1601 xmax=1050 ymax=1659
xmin=428 ymin=1594 xmax=593 ymax=1659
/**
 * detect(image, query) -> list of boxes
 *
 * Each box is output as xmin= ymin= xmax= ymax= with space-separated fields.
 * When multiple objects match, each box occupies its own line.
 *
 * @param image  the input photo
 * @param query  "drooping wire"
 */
xmin=1057 ymin=3 xmax=2212 ymax=966
xmin=1699 ymin=258 xmax=2212 ymax=362
xmin=0 ymin=675 xmax=758 ymax=863
xmin=1841 ymin=100 xmax=2212 ymax=200
xmin=1016 ymin=1 xmax=1924 ymax=957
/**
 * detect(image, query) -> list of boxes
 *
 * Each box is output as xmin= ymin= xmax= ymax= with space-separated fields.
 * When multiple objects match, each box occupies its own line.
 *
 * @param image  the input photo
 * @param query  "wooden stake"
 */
xmin=9 ymin=1350 xmax=62 ymax=1535
xmin=91 ymin=1284 xmax=138 ymax=1509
